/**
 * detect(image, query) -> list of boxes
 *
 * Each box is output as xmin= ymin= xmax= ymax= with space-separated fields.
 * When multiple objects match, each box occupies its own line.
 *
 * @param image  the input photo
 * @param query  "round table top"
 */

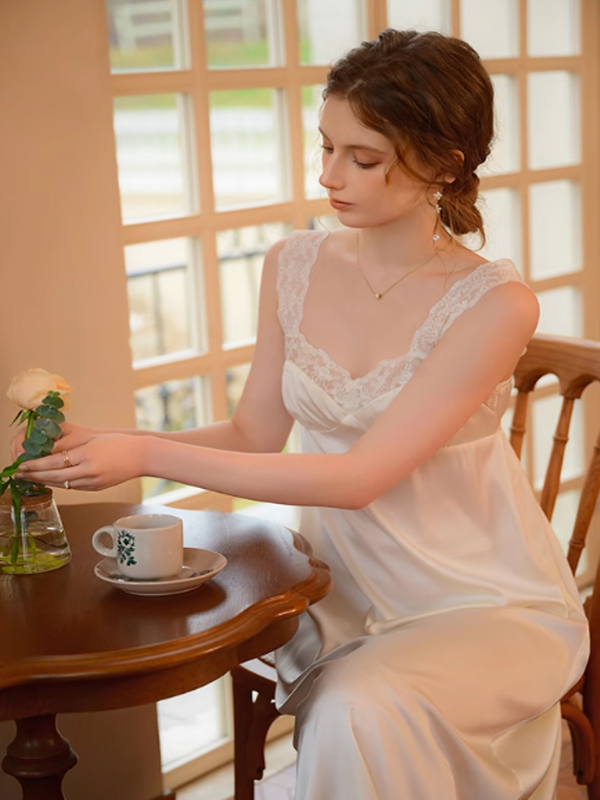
xmin=0 ymin=502 xmax=331 ymax=690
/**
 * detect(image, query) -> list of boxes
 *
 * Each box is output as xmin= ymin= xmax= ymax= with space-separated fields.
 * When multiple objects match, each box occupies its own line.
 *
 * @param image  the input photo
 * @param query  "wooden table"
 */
xmin=0 ymin=503 xmax=331 ymax=800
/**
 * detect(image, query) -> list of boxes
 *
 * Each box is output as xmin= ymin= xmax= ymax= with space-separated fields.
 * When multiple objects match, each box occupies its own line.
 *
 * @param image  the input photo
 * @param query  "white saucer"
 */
xmin=94 ymin=547 xmax=227 ymax=597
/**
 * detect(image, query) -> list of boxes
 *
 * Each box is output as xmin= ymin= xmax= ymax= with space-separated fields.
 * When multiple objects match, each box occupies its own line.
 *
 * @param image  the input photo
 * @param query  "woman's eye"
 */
xmin=321 ymin=144 xmax=334 ymax=154
xmin=354 ymin=159 xmax=377 ymax=169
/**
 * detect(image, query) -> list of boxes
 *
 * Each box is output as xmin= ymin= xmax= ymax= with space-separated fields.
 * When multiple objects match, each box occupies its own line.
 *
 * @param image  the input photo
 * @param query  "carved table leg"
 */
xmin=2 ymin=715 xmax=78 ymax=799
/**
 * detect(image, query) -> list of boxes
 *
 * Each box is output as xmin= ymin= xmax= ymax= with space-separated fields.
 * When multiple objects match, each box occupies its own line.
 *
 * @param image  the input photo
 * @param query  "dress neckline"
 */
xmin=295 ymin=231 xmax=512 ymax=384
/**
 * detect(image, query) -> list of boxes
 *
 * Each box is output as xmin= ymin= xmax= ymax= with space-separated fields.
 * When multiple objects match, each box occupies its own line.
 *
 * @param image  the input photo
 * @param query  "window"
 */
xmin=105 ymin=0 xmax=598 ymax=785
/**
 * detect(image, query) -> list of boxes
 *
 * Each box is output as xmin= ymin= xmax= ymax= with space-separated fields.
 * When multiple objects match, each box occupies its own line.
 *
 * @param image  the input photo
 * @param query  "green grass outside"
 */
xmin=110 ymin=38 xmax=322 ymax=112
xmin=110 ymin=38 xmax=314 ymax=71
xmin=114 ymin=86 xmax=322 ymax=114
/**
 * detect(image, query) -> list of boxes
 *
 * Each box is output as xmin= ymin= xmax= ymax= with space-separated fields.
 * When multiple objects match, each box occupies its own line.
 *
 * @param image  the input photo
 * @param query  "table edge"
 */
xmin=0 ymin=542 xmax=331 ymax=689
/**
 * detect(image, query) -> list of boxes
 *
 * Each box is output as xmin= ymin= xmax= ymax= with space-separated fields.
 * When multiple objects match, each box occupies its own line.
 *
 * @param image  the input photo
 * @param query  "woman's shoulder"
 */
xmin=433 ymin=246 xmax=537 ymax=334
xmin=447 ymin=258 xmax=539 ymax=336
xmin=265 ymin=228 xmax=333 ymax=275
xmin=441 ymin=241 xmax=525 ymax=293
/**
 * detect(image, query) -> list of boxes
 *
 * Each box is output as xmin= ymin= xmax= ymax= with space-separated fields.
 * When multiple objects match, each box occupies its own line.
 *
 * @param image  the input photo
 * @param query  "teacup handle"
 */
xmin=92 ymin=526 xmax=117 ymax=558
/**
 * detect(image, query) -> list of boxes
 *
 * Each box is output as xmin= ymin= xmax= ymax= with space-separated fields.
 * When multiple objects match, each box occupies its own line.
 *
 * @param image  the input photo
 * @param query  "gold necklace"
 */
xmin=356 ymin=233 xmax=438 ymax=300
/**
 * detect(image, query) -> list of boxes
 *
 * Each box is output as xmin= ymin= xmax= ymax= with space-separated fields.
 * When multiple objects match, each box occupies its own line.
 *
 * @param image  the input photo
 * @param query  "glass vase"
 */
xmin=0 ymin=490 xmax=71 ymax=574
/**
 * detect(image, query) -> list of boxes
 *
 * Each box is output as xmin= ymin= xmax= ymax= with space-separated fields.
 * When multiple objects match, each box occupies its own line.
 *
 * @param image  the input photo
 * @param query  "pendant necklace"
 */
xmin=355 ymin=232 xmax=439 ymax=300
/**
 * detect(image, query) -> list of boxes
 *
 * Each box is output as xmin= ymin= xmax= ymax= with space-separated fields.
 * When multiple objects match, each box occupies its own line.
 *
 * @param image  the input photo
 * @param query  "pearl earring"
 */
xmin=432 ymin=191 xmax=443 ymax=242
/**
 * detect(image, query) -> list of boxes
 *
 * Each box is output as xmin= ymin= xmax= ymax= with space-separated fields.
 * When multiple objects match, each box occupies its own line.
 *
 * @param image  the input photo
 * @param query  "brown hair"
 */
xmin=324 ymin=29 xmax=495 ymax=243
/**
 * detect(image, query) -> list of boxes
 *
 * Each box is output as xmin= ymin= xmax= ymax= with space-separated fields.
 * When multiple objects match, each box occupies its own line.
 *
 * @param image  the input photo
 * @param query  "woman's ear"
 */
xmin=442 ymin=150 xmax=465 ymax=184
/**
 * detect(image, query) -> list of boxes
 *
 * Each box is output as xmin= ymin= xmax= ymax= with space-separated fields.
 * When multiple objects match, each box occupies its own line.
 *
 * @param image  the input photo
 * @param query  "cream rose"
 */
xmin=7 ymin=368 xmax=72 ymax=411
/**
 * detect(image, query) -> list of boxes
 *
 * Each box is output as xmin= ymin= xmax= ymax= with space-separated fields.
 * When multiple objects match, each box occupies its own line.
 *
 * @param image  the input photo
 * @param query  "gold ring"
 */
xmin=64 ymin=480 xmax=70 ymax=490
xmin=61 ymin=450 xmax=72 ymax=468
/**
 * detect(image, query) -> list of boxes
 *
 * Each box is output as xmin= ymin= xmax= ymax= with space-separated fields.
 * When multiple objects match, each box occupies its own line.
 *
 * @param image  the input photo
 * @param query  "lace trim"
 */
xmin=277 ymin=230 xmax=327 ymax=333
xmin=278 ymin=230 xmax=524 ymax=415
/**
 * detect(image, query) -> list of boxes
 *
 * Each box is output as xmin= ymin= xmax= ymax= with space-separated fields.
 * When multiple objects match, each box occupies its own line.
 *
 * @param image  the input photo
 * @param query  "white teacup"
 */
xmin=92 ymin=514 xmax=183 ymax=580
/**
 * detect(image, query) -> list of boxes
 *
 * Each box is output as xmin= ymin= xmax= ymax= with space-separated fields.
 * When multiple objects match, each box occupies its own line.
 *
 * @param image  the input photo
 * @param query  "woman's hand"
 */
xmin=10 ymin=428 xmax=27 ymax=462
xmin=16 ymin=434 xmax=146 ymax=491
xmin=10 ymin=422 xmax=101 ymax=462
xmin=51 ymin=422 xmax=104 ymax=454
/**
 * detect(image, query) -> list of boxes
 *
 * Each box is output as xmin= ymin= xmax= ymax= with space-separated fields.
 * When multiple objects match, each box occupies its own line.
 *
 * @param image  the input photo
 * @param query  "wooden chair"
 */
xmin=511 ymin=333 xmax=600 ymax=797
xmin=231 ymin=332 xmax=600 ymax=800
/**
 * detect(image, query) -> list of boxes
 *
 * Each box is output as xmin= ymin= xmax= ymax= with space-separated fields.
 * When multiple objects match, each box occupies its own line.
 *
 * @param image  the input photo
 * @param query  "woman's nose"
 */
xmin=319 ymin=157 xmax=344 ymax=190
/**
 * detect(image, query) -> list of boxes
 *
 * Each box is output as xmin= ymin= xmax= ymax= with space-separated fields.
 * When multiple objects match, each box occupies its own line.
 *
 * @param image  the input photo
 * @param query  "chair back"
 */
xmin=510 ymin=333 xmax=600 ymax=575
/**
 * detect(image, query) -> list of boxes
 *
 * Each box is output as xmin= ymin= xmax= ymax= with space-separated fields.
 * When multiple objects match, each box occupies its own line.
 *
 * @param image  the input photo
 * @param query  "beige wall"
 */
xmin=0 ymin=0 xmax=140 ymax=506
xmin=0 ymin=1 xmax=163 ymax=797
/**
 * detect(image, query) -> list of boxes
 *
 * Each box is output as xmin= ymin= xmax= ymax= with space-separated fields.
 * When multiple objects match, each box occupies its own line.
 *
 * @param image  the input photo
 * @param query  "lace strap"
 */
xmin=277 ymin=230 xmax=328 ymax=334
xmin=411 ymin=259 xmax=524 ymax=356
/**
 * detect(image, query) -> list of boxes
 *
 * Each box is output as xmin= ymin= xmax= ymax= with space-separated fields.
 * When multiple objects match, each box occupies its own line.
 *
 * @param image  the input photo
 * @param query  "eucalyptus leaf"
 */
xmin=12 ymin=478 xmax=45 ymax=495
xmin=42 ymin=393 xmax=64 ymax=409
xmin=36 ymin=405 xmax=64 ymax=423
xmin=33 ymin=418 xmax=61 ymax=439
xmin=22 ymin=439 xmax=42 ymax=457
xmin=28 ymin=428 xmax=50 ymax=446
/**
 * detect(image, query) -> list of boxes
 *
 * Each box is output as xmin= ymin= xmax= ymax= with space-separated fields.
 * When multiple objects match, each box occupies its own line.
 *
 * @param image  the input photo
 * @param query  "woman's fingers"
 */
xmin=50 ymin=423 xmax=97 ymax=454
xmin=10 ymin=430 xmax=27 ymax=461
xmin=17 ymin=434 xmax=142 ymax=492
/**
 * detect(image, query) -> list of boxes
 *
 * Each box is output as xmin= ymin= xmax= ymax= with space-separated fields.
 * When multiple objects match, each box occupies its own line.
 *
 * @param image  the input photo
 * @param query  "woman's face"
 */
xmin=318 ymin=96 xmax=432 ymax=228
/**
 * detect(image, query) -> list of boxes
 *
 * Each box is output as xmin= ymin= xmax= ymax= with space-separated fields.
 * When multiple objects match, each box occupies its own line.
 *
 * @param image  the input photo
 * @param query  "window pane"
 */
xmin=528 ymin=72 xmax=580 ymax=170
xmin=136 ymin=377 xmax=210 ymax=498
xmin=297 ymin=0 xmax=362 ymax=65
xmin=204 ymin=0 xmax=282 ymax=68
xmin=218 ymin=223 xmax=291 ymax=347
xmin=529 ymin=181 xmax=582 ymax=280
xmin=106 ymin=0 xmax=185 ymax=72
xmin=234 ymin=495 xmax=302 ymax=530
xmin=527 ymin=0 xmax=580 ymax=56
xmin=479 ymin=74 xmax=519 ymax=176
xmin=125 ymin=238 xmax=203 ymax=364
xmin=532 ymin=394 xmax=584 ymax=490
xmin=210 ymin=89 xmax=287 ymax=210
xmin=309 ymin=214 xmax=346 ymax=232
xmin=460 ymin=0 xmax=518 ymax=59
xmin=386 ymin=0 xmax=450 ymax=33
xmin=471 ymin=188 xmax=522 ymax=266
xmin=303 ymin=85 xmax=326 ymax=199
xmin=158 ymin=681 xmax=227 ymax=770
xmin=536 ymin=286 xmax=583 ymax=338
xmin=113 ymin=94 xmax=195 ymax=222
xmin=226 ymin=363 xmax=251 ymax=417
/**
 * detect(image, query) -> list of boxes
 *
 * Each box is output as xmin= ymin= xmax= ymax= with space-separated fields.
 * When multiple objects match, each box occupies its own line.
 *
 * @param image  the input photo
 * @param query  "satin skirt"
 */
xmin=280 ymin=606 xmax=584 ymax=800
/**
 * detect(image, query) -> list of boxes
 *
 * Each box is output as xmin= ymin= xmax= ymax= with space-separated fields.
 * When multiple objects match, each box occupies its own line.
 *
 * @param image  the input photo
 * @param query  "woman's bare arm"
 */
xmin=19 ymin=278 xmax=539 ymax=508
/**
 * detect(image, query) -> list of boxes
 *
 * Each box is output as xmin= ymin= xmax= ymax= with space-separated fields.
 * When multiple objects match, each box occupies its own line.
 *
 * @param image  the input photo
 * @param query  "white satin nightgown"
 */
xmin=272 ymin=230 xmax=589 ymax=800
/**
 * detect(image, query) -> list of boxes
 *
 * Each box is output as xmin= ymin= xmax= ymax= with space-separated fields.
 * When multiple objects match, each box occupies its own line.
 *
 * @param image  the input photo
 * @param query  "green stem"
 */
xmin=25 ymin=412 xmax=36 ymax=439
xmin=10 ymin=527 xmax=20 ymax=563
xmin=10 ymin=412 xmax=38 ymax=561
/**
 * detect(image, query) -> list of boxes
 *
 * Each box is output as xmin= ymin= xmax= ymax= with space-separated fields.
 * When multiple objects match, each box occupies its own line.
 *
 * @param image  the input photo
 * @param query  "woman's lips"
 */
xmin=329 ymin=198 xmax=353 ymax=210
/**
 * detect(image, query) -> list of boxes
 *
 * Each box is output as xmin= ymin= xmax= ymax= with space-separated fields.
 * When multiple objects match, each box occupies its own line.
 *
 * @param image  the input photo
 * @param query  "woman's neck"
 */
xmin=357 ymin=216 xmax=453 ymax=276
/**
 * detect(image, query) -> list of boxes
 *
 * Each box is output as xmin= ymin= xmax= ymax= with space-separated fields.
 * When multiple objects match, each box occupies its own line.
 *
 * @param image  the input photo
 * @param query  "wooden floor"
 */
xmin=175 ymin=722 xmax=587 ymax=800
xmin=176 ymin=735 xmax=296 ymax=800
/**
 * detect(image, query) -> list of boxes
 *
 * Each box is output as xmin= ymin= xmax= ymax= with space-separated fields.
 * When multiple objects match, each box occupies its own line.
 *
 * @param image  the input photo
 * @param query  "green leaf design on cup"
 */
xmin=117 ymin=530 xmax=137 ymax=566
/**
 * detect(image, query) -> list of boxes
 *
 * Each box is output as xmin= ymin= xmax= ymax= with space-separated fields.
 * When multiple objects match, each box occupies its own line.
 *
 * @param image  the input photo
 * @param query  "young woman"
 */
xmin=18 ymin=29 xmax=588 ymax=800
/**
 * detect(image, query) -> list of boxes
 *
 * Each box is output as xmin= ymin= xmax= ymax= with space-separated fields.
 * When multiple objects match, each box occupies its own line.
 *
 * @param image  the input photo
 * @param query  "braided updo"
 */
xmin=324 ymin=29 xmax=495 ymax=243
